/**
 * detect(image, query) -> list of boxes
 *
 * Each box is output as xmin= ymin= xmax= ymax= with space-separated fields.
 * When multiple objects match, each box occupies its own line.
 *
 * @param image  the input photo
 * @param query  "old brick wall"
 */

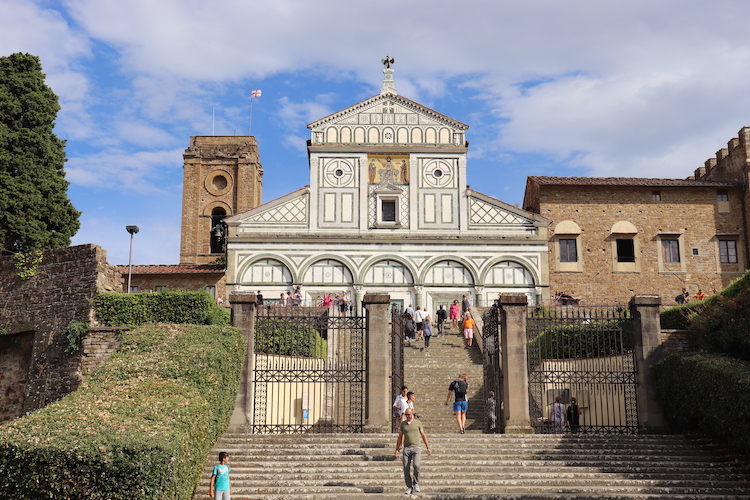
xmin=538 ymin=185 xmax=745 ymax=305
xmin=0 ymin=244 xmax=121 ymax=421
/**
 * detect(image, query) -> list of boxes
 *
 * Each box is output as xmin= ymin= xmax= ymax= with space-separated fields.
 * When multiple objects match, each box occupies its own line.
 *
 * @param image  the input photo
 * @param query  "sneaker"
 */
xmin=405 ymin=487 xmax=412 ymax=495
xmin=414 ymin=483 xmax=420 ymax=492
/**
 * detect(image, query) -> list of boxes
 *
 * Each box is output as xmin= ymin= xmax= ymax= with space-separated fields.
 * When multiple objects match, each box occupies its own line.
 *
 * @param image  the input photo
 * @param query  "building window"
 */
xmin=652 ymin=190 xmax=661 ymax=201
xmin=129 ymin=286 xmax=139 ymax=293
xmin=382 ymin=199 xmax=396 ymax=222
xmin=717 ymin=189 xmax=729 ymax=202
xmin=155 ymin=285 xmax=167 ymax=292
xmin=719 ymin=240 xmax=738 ymax=263
xmin=616 ymin=239 xmax=635 ymax=263
xmin=559 ymin=239 xmax=578 ymax=263
xmin=661 ymin=239 xmax=680 ymax=263
xmin=205 ymin=286 xmax=216 ymax=297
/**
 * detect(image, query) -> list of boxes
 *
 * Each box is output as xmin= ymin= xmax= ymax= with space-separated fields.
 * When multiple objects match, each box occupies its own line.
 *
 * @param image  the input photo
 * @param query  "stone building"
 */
xmin=523 ymin=127 xmax=750 ymax=305
xmin=224 ymin=65 xmax=551 ymax=310
xmin=125 ymin=135 xmax=264 ymax=299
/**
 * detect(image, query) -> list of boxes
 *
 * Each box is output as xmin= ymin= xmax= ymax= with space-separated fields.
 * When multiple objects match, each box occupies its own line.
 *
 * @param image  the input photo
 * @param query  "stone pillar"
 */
xmin=630 ymin=294 xmax=669 ymax=433
xmin=228 ymin=292 xmax=257 ymax=429
xmin=363 ymin=294 xmax=392 ymax=433
xmin=474 ymin=286 xmax=484 ymax=307
xmin=353 ymin=285 xmax=364 ymax=316
xmin=500 ymin=294 xmax=533 ymax=433
xmin=414 ymin=285 xmax=423 ymax=308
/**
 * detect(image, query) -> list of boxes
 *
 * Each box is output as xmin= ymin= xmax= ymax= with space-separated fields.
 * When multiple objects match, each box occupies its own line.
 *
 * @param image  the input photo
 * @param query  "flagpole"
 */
xmin=249 ymin=96 xmax=253 ymax=136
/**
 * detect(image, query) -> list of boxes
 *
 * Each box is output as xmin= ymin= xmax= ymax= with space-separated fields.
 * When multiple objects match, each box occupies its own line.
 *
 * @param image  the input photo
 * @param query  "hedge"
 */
xmin=0 ymin=323 xmax=246 ymax=499
xmin=655 ymin=352 xmax=750 ymax=455
xmin=255 ymin=317 xmax=327 ymax=358
xmin=528 ymin=319 xmax=633 ymax=361
xmin=93 ymin=291 xmax=230 ymax=327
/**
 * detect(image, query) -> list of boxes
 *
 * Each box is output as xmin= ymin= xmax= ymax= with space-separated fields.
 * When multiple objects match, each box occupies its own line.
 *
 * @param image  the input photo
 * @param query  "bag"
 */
xmin=393 ymin=407 xmax=402 ymax=419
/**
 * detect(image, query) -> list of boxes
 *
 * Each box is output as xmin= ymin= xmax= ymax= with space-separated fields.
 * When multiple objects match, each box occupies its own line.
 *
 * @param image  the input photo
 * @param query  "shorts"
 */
xmin=416 ymin=322 xmax=423 ymax=331
xmin=463 ymin=328 xmax=474 ymax=339
xmin=453 ymin=400 xmax=468 ymax=413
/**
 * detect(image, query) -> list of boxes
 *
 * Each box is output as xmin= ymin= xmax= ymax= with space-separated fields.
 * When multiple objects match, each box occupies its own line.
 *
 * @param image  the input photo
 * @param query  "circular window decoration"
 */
xmin=423 ymin=160 xmax=453 ymax=188
xmin=205 ymin=170 xmax=233 ymax=196
xmin=384 ymin=132 xmax=393 ymax=140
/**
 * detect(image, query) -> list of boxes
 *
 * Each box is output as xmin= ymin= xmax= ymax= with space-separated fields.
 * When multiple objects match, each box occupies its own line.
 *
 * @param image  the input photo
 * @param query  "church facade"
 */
xmin=225 ymin=66 xmax=551 ymax=311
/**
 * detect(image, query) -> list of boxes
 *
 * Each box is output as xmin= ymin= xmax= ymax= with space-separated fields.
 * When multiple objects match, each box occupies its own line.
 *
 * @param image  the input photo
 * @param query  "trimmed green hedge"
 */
xmin=0 ymin=323 xmax=246 ymax=499
xmin=659 ymin=302 xmax=698 ymax=330
xmin=255 ymin=318 xmax=327 ymax=358
xmin=529 ymin=320 xmax=634 ymax=360
xmin=93 ymin=291 xmax=230 ymax=327
xmin=655 ymin=352 xmax=750 ymax=455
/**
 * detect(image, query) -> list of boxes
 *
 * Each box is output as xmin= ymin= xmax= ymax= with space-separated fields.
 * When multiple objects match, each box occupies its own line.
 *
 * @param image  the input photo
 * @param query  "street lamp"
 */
xmin=126 ymin=225 xmax=139 ymax=293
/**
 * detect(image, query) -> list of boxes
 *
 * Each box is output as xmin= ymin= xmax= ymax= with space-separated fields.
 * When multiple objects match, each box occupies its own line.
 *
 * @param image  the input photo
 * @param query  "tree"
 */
xmin=0 ymin=53 xmax=80 ymax=254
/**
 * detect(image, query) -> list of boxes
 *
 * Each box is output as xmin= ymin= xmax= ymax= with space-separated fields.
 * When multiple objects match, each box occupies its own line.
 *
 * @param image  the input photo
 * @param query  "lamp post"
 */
xmin=126 ymin=225 xmax=139 ymax=293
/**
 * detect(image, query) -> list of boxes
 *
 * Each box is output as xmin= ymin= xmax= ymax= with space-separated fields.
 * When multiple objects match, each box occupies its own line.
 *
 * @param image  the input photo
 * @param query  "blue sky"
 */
xmin=3 ymin=0 xmax=750 ymax=265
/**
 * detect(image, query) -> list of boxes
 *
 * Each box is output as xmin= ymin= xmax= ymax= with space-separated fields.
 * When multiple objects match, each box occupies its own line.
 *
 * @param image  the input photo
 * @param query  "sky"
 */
xmin=2 ymin=0 xmax=750 ymax=265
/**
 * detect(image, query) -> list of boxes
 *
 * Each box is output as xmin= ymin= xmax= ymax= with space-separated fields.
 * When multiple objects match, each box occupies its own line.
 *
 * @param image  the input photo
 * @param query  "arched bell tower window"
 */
xmin=210 ymin=207 xmax=227 ymax=254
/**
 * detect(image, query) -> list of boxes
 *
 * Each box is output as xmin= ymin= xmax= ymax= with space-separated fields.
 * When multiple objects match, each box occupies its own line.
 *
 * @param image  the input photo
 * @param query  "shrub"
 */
xmin=63 ymin=320 xmax=89 ymax=354
xmin=659 ymin=302 xmax=698 ymax=330
xmin=529 ymin=319 xmax=633 ymax=361
xmin=93 ymin=291 xmax=228 ymax=327
xmin=684 ymin=270 xmax=750 ymax=361
xmin=0 ymin=323 xmax=246 ymax=499
xmin=655 ymin=352 xmax=750 ymax=455
xmin=255 ymin=317 xmax=327 ymax=358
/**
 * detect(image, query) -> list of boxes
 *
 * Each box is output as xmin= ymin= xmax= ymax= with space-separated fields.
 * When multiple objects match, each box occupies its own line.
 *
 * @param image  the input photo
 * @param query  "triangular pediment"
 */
xmin=308 ymin=94 xmax=469 ymax=132
xmin=226 ymin=187 xmax=309 ymax=228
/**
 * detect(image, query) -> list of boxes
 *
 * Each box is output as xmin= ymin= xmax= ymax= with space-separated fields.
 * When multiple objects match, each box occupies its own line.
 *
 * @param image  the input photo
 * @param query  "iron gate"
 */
xmin=252 ymin=307 xmax=366 ymax=433
xmin=526 ymin=305 xmax=638 ymax=434
xmin=390 ymin=302 xmax=405 ymax=432
xmin=482 ymin=306 xmax=502 ymax=433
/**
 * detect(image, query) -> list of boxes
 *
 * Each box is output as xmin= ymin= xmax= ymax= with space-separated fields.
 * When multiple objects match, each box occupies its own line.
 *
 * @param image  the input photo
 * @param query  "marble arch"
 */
xmin=360 ymin=257 xmax=416 ymax=285
xmin=479 ymin=257 xmax=539 ymax=286
xmin=420 ymin=257 xmax=478 ymax=286
xmin=299 ymin=257 xmax=355 ymax=285
xmin=238 ymin=256 xmax=296 ymax=285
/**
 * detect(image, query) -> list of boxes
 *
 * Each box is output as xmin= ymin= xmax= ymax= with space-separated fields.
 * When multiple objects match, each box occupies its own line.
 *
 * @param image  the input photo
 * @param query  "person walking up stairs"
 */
xmin=402 ymin=314 xmax=485 ymax=434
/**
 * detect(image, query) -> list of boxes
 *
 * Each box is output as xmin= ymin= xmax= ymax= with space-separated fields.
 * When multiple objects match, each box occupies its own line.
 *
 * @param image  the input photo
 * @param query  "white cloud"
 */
xmin=66 ymin=148 xmax=184 ymax=193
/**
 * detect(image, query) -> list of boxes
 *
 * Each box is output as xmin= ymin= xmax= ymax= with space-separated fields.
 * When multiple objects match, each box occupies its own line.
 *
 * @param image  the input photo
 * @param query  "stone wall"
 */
xmin=0 ymin=244 xmax=121 ymax=422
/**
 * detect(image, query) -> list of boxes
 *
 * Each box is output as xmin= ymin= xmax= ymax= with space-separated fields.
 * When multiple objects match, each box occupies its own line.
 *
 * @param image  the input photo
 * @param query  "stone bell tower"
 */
xmin=180 ymin=136 xmax=263 ymax=265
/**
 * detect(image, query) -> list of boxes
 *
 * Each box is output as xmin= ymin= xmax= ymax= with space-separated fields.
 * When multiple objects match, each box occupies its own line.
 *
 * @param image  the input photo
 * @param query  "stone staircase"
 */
xmin=193 ymin=433 xmax=750 ymax=499
xmin=402 ymin=323 xmax=486 ymax=433
xmin=192 ymin=323 xmax=750 ymax=498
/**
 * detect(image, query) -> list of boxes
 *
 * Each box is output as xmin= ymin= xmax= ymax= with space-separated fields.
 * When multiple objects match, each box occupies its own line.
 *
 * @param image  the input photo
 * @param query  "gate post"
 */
xmin=500 ymin=294 xmax=533 ymax=433
xmin=630 ymin=294 xmax=669 ymax=433
xmin=229 ymin=292 xmax=257 ymax=429
xmin=363 ymin=294 xmax=391 ymax=433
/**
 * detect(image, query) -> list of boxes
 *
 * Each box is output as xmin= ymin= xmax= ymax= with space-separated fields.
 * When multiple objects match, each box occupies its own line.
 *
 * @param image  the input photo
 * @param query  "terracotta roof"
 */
xmin=528 ymin=176 xmax=740 ymax=188
xmin=117 ymin=264 xmax=225 ymax=275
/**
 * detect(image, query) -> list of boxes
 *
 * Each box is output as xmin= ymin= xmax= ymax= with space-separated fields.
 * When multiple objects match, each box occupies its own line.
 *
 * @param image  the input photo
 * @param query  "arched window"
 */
xmin=210 ymin=207 xmax=227 ymax=254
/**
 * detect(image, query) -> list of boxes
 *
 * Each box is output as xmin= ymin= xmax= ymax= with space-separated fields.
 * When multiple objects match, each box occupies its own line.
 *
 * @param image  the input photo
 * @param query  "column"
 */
xmin=500 ymin=294 xmax=533 ymax=433
xmin=228 ymin=292 xmax=257 ymax=429
xmin=630 ymin=294 xmax=669 ymax=433
xmin=414 ymin=285 xmax=423 ymax=309
xmin=363 ymin=294 xmax=392 ymax=433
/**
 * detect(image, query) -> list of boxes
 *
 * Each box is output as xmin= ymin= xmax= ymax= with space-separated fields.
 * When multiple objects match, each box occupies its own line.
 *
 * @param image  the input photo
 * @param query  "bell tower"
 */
xmin=180 ymin=136 xmax=263 ymax=265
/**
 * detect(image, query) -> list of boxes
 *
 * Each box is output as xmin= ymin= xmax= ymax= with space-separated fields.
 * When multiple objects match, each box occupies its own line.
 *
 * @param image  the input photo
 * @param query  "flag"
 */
xmin=251 ymin=90 xmax=262 ymax=97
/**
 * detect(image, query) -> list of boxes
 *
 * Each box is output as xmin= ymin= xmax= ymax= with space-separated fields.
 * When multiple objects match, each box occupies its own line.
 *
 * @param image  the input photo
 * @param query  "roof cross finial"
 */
xmin=381 ymin=55 xmax=394 ymax=69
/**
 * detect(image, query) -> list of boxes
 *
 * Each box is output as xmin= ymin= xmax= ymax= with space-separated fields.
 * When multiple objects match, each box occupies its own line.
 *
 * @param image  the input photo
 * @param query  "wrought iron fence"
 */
xmin=526 ymin=305 xmax=638 ymax=434
xmin=252 ymin=307 xmax=366 ymax=433
xmin=391 ymin=302 xmax=405 ymax=433
xmin=481 ymin=306 xmax=502 ymax=433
